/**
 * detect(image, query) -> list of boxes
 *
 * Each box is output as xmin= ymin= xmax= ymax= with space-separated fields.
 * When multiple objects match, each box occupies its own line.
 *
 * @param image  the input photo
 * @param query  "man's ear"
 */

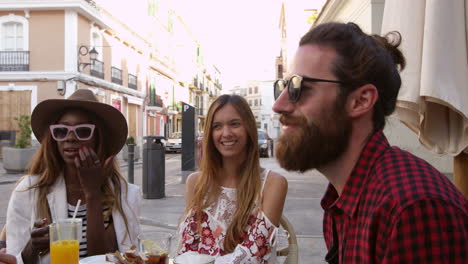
xmin=345 ymin=84 xmax=378 ymax=118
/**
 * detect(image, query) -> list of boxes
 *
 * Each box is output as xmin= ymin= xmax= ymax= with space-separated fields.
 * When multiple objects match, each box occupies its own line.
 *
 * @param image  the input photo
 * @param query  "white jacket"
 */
xmin=6 ymin=174 xmax=141 ymax=264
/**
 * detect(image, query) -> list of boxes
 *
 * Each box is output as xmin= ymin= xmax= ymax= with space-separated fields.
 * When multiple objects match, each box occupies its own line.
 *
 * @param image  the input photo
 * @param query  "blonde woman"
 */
xmin=6 ymin=89 xmax=141 ymax=264
xmin=177 ymin=95 xmax=288 ymax=263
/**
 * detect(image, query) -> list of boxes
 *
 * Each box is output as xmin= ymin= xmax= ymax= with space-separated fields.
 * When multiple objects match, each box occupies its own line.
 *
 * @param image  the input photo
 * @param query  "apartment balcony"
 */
xmin=111 ymin=66 xmax=123 ymax=85
xmin=128 ymin=73 xmax=137 ymax=89
xmin=153 ymin=97 xmax=163 ymax=107
xmin=90 ymin=59 xmax=104 ymax=79
xmin=0 ymin=51 xmax=29 ymax=71
xmin=85 ymin=0 xmax=99 ymax=9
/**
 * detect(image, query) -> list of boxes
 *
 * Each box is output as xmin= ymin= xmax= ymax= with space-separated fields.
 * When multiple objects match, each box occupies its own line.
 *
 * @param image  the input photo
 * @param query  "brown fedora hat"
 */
xmin=31 ymin=89 xmax=128 ymax=155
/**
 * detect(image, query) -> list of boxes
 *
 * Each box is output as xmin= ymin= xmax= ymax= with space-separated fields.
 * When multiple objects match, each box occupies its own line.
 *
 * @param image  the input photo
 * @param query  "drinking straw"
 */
xmin=72 ymin=199 xmax=81 ymax=219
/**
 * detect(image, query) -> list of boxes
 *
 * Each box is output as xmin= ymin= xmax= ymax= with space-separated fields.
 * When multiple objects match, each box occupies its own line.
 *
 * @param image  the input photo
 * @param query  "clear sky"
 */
xmin=174 ymin=0 xmax=327 ymax=90
xmin=174 ymin=0 xmax=283 ymax=90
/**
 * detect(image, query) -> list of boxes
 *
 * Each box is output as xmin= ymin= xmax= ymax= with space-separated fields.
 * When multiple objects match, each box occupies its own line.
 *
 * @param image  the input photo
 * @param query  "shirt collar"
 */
xmin=321 ymin=130 xmax=390 ymax=217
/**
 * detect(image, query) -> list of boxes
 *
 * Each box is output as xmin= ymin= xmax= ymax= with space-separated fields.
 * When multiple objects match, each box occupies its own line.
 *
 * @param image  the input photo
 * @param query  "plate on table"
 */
xmin=79 ymin=254 xmax=175 ymax=264
xmin=80 ymin=255 xmax=113 ymax=264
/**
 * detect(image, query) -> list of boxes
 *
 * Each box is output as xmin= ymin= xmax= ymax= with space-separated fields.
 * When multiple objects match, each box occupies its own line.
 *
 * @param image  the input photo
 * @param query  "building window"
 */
xmin=89 ymin=27 xmax=104 ymax=78
xmin=277 ymin=64 xmax=283 ymax=79
xmin=111 ymin=66 xmax=123 ymax=85
xmin=254 ymin=99 xmax=258 ymax=106
xmin=3 ymin=22 xmax=23 ymax=50
xmin=0 ymin=15 xmax=29 ymax=71
xmin=249 ymin=100 xmax=252 ymax=106
xmin=90 ymin=28 xmax=103 ymax=61
xmin=249 ymin=87 xmax=252 ymax=94
xmin=90 ymin=59 xmax=104 ymax=79
xmin=254 ymin=86 xmax=258 ymax=94
xmin=128 ymin=73 xmax=138 ymax=89
xmin=0 ymin=14 xmax=28 ymax=51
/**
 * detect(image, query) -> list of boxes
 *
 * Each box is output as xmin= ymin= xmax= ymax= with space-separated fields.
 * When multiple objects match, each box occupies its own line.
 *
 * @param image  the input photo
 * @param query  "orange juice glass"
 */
xmin=49 ymin=218 xmax=82 ymax=264
xmin=50 ymin=239 xmax=80 ymax=264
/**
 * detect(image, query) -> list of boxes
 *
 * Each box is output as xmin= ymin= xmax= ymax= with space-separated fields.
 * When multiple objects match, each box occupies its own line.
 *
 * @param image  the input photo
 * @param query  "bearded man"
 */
xmin=273 ymin=22 xmax=467 ymax=264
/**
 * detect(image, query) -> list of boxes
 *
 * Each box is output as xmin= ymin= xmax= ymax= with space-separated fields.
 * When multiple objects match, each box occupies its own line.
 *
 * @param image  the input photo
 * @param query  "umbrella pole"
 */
xmin=454 ymin=152 xmax=468 ymax=198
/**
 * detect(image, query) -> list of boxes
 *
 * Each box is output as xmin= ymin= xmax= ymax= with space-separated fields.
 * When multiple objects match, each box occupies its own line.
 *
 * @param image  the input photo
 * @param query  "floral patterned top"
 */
xmin=177 ymin=169 xmax=278 ymax=264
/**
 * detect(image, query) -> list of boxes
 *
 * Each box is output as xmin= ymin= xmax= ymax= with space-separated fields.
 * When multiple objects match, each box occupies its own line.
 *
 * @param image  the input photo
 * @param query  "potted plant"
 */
xmin=120 ymin=136 xmax=140 ymax=161
xmin=2 ymin=115 xmax=37 ymax=173
xmin=126 ymin=136 xmax=135 ymax=145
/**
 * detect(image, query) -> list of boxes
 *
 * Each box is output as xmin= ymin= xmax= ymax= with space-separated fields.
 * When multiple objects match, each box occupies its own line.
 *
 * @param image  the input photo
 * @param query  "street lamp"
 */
xmin=78 ymin=45 xmax=98 ymax=71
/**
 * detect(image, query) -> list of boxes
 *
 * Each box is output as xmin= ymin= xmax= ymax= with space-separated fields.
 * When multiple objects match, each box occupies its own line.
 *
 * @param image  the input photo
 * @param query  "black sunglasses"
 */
xmin=274 ymin=75 xmax=344 ymax=103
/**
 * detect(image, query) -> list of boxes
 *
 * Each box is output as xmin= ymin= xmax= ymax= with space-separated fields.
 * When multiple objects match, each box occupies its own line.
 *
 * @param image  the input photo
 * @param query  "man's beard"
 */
xmin=275 ymin=105 xmax=352 ymax=172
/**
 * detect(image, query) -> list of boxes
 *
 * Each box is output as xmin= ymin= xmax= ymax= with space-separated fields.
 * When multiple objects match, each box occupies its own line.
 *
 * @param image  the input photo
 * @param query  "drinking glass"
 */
xmin=49 ymin=218 xmax=82 ymax=264
xmin=174 ymin=252 xmax=215 ymax=264
xmin=138 ymin=231 xmax=173 ymax=264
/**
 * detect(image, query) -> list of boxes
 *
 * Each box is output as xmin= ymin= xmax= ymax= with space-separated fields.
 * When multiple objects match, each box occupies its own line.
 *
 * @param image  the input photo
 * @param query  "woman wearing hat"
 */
xmin=5 ymin=89 xmax=141 ymax=264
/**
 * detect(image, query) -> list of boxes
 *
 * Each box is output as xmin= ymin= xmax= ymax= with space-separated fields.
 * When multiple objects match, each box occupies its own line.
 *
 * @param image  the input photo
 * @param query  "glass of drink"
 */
xmin=138 ymin=231 xmax=172 ymax=264
xmin=174 ymin=252 xmax=215 ymax=264
xmin=49 ymin=218 xmax=82 ymax=264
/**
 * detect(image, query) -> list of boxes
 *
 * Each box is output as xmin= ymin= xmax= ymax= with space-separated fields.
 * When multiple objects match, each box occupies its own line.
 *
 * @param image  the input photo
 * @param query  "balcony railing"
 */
xmin=90 ymin=59 xmax=104 ymax=79
xmin=154 ymin=97 xmax=163 ymax=107
xmin=111 ymin=66 xmax=123 ymax=85
xmin=128 ymin=74 xmax=137 ymax=89
xmin=0 ymin=51 xmax=29 ymax=71
xmin=85 ymin=0 xmax=99 ymax=9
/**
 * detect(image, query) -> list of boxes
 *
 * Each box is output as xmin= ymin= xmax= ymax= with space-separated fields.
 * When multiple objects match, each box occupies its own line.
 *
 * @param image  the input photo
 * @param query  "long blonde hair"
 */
xmin=188 ymin=95 xmax=261 ymax=253
xmin=26 ymin=109 xmax=131 ymax=239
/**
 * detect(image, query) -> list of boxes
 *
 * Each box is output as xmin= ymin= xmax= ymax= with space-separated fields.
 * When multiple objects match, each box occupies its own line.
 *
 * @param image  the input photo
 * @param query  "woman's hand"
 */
xmin=74 ymin=146 xmax=113 ymax=199
xmin=74 ymin=147 xmax=119 ymax=255
xmin=21 ymin=218 xmax=49 ymax=264
xmin=0 ymin=248 xmax=16 ymax=264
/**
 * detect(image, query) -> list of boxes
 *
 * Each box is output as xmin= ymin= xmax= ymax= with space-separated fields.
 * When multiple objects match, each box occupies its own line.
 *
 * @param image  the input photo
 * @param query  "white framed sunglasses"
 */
xmin=49 ymin=124 xmax=96 ymax=141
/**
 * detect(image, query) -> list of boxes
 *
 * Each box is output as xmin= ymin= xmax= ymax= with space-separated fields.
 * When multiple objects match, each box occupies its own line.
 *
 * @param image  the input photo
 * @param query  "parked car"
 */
xmin=258 ymin=129 xmax=273 ymax=158
xmin=165 ymin=131 xmax=182 ymax=153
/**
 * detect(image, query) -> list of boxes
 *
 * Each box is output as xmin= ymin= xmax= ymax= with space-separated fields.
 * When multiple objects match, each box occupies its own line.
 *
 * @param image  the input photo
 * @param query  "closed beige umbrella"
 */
xmin=381 ymin=0 xmax=468 ymax=196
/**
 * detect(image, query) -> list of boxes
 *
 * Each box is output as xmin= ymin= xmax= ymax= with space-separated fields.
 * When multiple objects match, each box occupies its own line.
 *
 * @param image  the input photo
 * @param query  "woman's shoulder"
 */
xmin=186 ymin=171 xmax=201 ymax=186
xmin=264 ymin=170 xmax=288 ymax=190
xmin=14 ymin=175 xmax=40 ymax=190
xmin=121 ymin=181 xmax=141 ymax=195
xmin=126 ymin=182 xmax=140 ymax=192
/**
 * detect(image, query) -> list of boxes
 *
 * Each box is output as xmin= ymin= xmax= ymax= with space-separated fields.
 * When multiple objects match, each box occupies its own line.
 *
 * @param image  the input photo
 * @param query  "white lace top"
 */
xmin=177 ymin=169 xmax=278 ymax=264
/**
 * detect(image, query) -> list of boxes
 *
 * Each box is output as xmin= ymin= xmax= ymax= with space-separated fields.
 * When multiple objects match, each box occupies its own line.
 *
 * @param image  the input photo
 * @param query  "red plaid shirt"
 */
xmin=321 ymin=131 xmax=468 ymax=263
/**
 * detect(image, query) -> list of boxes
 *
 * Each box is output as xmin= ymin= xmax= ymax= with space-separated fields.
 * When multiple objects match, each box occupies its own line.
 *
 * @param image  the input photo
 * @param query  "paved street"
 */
xmin=0 ymin=153 xmax=329 ymax=263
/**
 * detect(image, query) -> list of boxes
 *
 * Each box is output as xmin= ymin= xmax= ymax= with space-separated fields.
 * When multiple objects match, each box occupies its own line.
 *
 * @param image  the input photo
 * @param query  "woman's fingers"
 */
xmin=74 ymin=156 xmax=81 ymax=169
xmin=30 ymin=226 xmax=48 ymax=239
xmin=30 ymin=222 xmax=50 ymax=255
xmin=0 ymin=249 xmax=16 ymax=264
xmin=33 ymin=218 xmax=45 ymax=228
xmin=88 ymin=147 xmax=102 ymax=167
xmin=33 ymin=218 xmax=48 ymax=228
xmin=31 ymin=237 xmax=50 ymax=251
xmin=79 ymin=147 xmax=92 ymax=168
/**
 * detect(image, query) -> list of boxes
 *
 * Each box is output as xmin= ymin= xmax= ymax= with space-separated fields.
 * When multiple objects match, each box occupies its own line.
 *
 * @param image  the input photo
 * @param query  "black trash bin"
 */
xmin=143 ymin=135 xmax=166 ymax=199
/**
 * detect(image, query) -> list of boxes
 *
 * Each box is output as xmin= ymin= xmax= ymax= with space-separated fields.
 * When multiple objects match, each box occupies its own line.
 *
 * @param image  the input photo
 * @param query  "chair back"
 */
xmin=277 ymin=215 xmax=298 ymax=264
